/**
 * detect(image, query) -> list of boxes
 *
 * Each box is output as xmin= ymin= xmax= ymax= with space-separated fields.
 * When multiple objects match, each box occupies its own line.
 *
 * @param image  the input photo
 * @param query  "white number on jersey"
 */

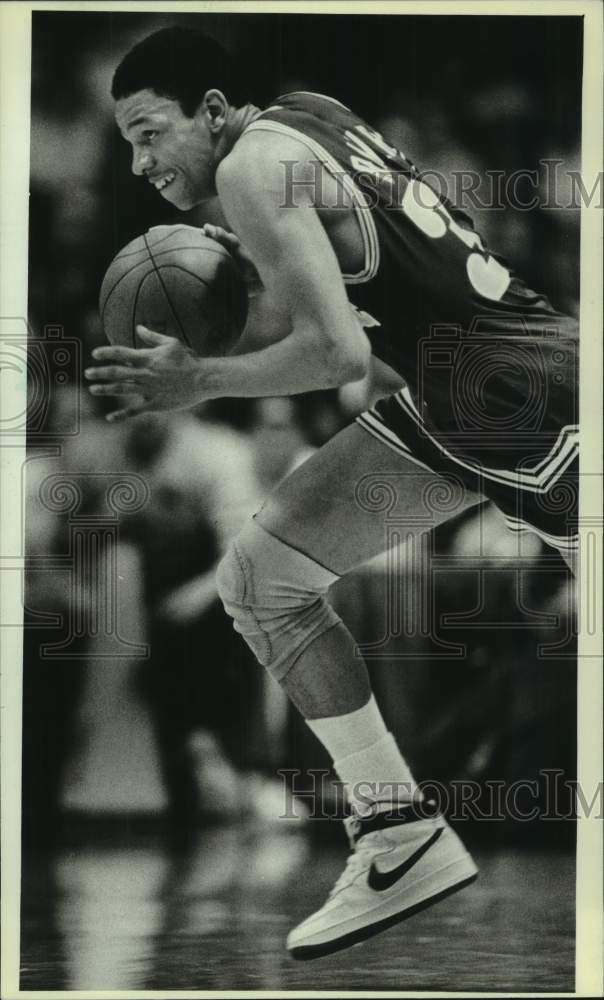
xmin=401 ymin=179 xmax=512 ymax=301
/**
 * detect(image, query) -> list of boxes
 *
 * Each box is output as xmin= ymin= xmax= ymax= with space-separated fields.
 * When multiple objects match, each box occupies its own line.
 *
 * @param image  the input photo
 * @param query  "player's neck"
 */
xmin=220 ymin=103 xmax=262 ymax=155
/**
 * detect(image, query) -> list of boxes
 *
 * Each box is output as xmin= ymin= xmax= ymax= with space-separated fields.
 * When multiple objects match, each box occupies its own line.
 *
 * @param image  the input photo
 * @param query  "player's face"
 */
xmin=115 ymin=89 xmax=219 ymax=209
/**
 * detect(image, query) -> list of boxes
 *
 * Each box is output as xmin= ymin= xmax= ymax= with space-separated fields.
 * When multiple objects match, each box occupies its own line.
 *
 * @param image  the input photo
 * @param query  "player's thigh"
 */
xmin=255 ymin=422 xmax=485 ymax=575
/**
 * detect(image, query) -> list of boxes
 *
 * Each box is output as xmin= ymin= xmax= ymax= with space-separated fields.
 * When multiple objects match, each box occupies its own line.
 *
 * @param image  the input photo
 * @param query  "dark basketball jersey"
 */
xmin=246 ymin=92 xmax=578 ymax=476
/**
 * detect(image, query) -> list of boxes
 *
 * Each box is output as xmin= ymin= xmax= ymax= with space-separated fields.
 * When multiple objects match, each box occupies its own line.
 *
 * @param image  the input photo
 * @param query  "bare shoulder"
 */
xmin=217 ymin=127 xmax=317 ymax=193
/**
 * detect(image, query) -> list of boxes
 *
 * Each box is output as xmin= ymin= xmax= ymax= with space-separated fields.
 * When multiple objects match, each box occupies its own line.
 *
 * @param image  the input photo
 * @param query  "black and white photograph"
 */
xmin=0 ymin=1 xmax=602 ymax=996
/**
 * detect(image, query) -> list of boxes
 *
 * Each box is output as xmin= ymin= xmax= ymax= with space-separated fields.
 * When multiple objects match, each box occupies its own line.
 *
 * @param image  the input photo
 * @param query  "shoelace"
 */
xmin=327 ymin=819 xmax=391 ymax=900
xmin=327 ymin=843 xmax=378 ymax=899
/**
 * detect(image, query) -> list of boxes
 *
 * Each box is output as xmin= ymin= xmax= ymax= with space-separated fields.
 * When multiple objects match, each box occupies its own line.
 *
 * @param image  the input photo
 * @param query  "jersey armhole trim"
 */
xmin=243 ymin=118 xmax=379 ymax=285
xmin=273 ymin=91 xmax=352 ymax=112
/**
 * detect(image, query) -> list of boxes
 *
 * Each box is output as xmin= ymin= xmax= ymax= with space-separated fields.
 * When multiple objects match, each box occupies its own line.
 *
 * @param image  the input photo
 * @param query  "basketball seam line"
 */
xmin=100 ymin=244 xmax=227 ymax=317
xmin=114 ymin=230 xmax=182 ymax=257
xmin=114 ymin=229 xmax=190 ymax=256
xmin=142 ymin=232 xmax=192 ymax=349
xmin=143 ymin=263 xmax=247 ymax=329
xmin=140 ymin=263 xmax=228 ymax=334
xmin=104 ymin=262 xmax=213 ymax=339
xmin=131 ymin=266 xmax=149 ymax=350
xmin=116 ymin=244 xmax=229 ymax=260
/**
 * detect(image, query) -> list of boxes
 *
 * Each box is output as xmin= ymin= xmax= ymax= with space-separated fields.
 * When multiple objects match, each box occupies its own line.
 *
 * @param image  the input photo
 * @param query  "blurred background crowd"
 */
xmin=23 ymin=11 xmax=581 ymax=853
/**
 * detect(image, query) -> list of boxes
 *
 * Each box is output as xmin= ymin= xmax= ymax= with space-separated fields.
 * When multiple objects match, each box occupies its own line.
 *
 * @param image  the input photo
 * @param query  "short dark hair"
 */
xmin=111 ymin=26 xmax=245 ymax=116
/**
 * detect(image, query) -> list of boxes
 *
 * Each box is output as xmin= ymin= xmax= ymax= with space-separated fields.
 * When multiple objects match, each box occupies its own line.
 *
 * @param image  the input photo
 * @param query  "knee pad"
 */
xmin=216 ymin=518 xmax=341 ymax=682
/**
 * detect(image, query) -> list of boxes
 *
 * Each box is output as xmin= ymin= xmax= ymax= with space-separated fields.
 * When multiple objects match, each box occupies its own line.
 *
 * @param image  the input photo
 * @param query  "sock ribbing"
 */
xmin=306 ymin=696 xmax=418 ymax=808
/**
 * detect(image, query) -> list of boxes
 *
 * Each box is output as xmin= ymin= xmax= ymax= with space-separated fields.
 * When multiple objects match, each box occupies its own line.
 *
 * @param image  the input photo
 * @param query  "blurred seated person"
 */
xmin=122 ymin=403 xmax=314 ymax=828
xmin=22 ymin=384 xmax=122 ymax=847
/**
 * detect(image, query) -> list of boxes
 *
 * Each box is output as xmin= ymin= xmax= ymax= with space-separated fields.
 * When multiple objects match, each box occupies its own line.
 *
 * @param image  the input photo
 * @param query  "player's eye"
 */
xmin=142 ymin=130 xmax=158 ymax=142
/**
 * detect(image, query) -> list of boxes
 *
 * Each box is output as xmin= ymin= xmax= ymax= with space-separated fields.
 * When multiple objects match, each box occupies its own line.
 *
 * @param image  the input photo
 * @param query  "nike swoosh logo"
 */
xmin=367 ymin=826 xmax=444 ymax=892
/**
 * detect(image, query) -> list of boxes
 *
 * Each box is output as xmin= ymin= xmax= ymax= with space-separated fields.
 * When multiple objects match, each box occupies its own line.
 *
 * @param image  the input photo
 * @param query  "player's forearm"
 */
xmin=202 ymin=324 xmax=371 ymax=398
xmin=229 ymin=288 xmax=292 ymax=356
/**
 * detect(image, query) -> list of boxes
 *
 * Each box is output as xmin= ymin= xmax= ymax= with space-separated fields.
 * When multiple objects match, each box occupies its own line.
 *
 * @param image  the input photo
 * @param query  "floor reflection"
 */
xmin=21 ymin=824 xmax=575 ymax=992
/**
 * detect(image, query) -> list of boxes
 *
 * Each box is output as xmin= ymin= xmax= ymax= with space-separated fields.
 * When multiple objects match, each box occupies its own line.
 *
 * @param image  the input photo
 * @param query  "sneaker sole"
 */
xmin=288 ymin=871 xmax=478 ymax=961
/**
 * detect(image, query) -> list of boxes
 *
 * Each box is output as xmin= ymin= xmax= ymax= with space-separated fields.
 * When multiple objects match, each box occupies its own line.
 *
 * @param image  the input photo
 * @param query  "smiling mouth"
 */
xmin=152 ymin=171 xmax=176 ymax=191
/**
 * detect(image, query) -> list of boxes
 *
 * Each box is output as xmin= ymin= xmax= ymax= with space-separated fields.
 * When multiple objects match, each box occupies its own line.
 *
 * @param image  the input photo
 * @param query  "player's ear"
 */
xmin=202 ymin=89 xmax=229 ymax=133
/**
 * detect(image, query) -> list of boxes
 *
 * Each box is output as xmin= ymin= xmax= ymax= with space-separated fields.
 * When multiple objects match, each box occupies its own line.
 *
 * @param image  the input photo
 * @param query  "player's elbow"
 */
xmin=328 ymin=334 xmax=371 ymax=384
xmin=337 ymin=350 xmax=370 ymax=384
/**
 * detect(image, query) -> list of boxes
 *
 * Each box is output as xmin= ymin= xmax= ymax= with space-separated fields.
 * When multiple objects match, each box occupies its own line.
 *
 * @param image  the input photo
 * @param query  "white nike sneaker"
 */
xmin=287 ymin=800 xmax=478 ymax=960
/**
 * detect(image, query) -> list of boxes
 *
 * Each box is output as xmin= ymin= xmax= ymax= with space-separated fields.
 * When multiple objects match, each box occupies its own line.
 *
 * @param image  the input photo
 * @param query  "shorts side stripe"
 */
xmin=391 ymin=387 xmax=578 ymax=493
xmin=504 ymin=515 xmax=579 ymax=550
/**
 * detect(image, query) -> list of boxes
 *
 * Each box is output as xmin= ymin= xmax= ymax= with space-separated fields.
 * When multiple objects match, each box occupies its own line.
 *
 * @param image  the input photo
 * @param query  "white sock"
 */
xmin=306 ymin=695 xmax=419 ymax=813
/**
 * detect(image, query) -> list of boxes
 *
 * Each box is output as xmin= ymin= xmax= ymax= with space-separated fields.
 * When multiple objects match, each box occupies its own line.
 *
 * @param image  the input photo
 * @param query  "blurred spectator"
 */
xmin=121 ymin=413 xmax=259 ymax=828
xmin=121 ymin=403 xmax=315 ymax=830
xmin=22 ymin=447 xmax=77 ymax=851
xmin=22 ymin=385 xmax=126 ymax=848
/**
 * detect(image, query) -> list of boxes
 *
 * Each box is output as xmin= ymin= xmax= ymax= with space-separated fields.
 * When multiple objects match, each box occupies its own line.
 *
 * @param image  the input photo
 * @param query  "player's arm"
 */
xmin=232 ymin=288 xmax=293 ymax=354
xmin=86 ymin=133 xmax=371 ymax=418
xmin=198 ymin=132 xmax=371 ymax=396
xmin=198 ymin=222 xmax=293 ymax=353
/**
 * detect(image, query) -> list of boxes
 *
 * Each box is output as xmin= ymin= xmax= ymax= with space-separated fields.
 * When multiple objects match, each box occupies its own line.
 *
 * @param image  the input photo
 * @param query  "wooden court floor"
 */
xmin=21 ymin=823 xmax=575 ymax=993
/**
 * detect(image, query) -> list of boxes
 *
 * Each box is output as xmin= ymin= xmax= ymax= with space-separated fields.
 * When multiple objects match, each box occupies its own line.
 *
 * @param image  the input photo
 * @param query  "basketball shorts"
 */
xmin=357 ymin=385 xmax=579 ymax=554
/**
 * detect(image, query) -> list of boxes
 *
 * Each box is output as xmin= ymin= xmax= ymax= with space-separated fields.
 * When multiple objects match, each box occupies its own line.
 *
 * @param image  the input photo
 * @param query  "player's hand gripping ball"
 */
xmin=87 ymin=225 xmax=248 ymax=420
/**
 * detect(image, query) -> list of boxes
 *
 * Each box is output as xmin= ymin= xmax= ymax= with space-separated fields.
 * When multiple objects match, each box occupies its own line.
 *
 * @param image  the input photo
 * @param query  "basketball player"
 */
xmin=85 ymin=27 xmax=578 ymax=958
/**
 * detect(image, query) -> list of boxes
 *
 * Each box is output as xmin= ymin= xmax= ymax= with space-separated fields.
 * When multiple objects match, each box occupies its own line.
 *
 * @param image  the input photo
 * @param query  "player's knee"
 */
xmin=215 ymin=538 xmax=274 ymax=666
xmin=215 ymin=542 xmax=248 ymax=623
xmin=216 ymin=518 xmax=341 ymax=680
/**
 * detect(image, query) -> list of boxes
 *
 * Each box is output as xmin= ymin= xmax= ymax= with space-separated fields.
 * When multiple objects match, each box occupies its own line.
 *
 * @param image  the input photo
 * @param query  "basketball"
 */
xmin=99 ymin=225 xmax=248 ymax=356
